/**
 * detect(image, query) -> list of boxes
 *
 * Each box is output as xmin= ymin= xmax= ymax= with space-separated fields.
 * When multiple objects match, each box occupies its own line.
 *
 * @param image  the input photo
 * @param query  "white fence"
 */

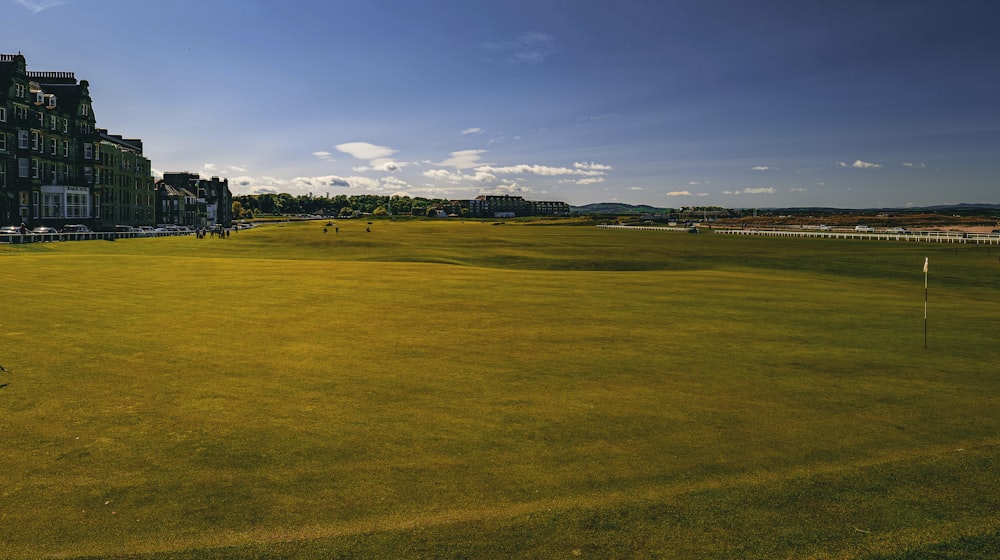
xmin=596 ymin=224 xmax=1000 ymax=245
xmin=713 ymin=228 xmax=1000 ymax=245
xmin=1 ymin=230 xmax=194 ymax=244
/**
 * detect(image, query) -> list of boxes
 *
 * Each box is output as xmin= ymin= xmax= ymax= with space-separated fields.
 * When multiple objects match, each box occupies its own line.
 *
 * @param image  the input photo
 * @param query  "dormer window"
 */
xmin=35 ymin=91 xmax=45 ymax=105
xmin=46 ymin=95 xmax=57 ymax=109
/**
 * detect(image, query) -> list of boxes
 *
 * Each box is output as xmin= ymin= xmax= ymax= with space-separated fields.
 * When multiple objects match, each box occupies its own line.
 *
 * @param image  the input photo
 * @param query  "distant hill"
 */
xmin=571 ymin=203 xmax=671 ymax=214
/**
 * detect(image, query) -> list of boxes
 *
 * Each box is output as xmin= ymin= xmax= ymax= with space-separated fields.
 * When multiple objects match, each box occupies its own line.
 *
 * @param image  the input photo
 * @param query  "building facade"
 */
xmin=1 ymin=53 xmax=152 ymax=230
xmin=155 ymin=172 xmax=232 ymax=228
xmin=465 ymin=195 xmax=570 ymax=218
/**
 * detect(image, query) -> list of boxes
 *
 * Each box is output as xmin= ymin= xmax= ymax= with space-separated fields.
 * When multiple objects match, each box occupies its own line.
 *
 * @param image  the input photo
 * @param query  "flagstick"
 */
xmin=924 ymin=258 xmax=928 ymax=349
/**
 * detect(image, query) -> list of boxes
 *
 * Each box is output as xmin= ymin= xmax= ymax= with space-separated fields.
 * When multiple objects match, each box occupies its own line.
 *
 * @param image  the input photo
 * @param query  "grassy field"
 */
xmin=1 ymin=219 xmax=997 ymax=559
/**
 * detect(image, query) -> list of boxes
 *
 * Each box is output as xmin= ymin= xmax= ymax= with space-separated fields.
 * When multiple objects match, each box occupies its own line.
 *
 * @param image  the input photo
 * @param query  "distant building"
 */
xmin=464 ymin=195 xmax=570 ymax=218
xmin=0 ymin=53 xmax=152 ymax=229
xmin=155 ymin=172 xmax=232 ymax=228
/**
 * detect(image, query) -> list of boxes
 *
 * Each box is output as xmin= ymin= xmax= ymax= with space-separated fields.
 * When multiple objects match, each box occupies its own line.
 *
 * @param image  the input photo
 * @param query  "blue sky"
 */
xmin=5 ymin=0 xmax=998 ymax=207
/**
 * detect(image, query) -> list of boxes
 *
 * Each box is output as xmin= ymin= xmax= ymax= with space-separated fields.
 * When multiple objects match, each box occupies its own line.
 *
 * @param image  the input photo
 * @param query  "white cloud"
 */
xmin=629 ymin=187 xmax=644 ymax=191
xmin=574 ymin=162 xmax=613 ymax=171
xmin=461 ymin=128 xmax=484 ymax=135
xmin=666 ymin=191 xmax=693 ymax=196
xmin=789 ymin=187 xmax=808 ymax=193
xmin=483 ymin=32 xmax=555 ymax=65
xmin=422 ymin=169 xmax=497 ymax=183
xmin=576 ymin=177 xmax=606 ymax=185
xmin=752 ymin=165 xmax=778 ymax=171
xmin=487 ymin=182 xmax=532 ymax=196
xmin=902 ymin=162 xmax=927 ymax=168
xmin=312 ymin=151 xmax=335 ymax=161
xmin=229 ymin=165 xmax=247 ymax=172
xmin=203 ymin=163 xmax=217 ymax=172
xmin=838 ymin=159 xmax=882 ymax=169
xmin=477 ymin=163 xmax=606 ymax=177
xmin=15 ymin=0 xmax=64 ymax=13
xmin=353 ymin=158 xmax=412 ymax=173
xmin=439 ymin=149 xmax=488 ymax=169
xmin=742 ymin=187 xmax=776 ymax=194
xmin=335 ymin=142 xmax=398 ymax=161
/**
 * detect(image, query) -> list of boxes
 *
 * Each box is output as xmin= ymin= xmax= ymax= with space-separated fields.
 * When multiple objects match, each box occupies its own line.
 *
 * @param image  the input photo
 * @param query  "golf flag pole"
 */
xmin=923 ymin=257 xmax=929 ymax=349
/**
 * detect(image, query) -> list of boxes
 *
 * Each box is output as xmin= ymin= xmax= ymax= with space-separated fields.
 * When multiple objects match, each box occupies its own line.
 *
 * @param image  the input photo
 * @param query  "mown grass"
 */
xmin=0 ymin=220 xmax=997 ymax=559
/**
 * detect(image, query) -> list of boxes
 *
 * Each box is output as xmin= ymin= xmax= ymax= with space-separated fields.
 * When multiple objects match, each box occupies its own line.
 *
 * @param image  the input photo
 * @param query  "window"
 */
xmin=66 ymin=191 xmax=89 ymax=218
xmin=81 ymin=104 xmax=90 ymax=116
xmin=62 ymin=140 xmax=69 ymax=158
xmin=50 ymin=115 xmax=57 ymax=130
xmin=15 ymin=84 xmax=25 ymax=98
xmin=18 ymin=130 xmax=29 ymax=149
xmin=32 ymin=191 xmax=40 ymax=219
xmin=37 ymin=111 xmax=44 ymax=126
xmin=0 ymin=107 xmax=6 ymax=122
xmin=35 ymin=91 xmax=44 ymax=105
xmin=31 ymin=159 xmax=39 ymax=179
xmin=0 ymin=164 xmax=5 ymax=188
xmin=62 ymin=118 xmax=68 ymax=133
xmin=84 ymin=143 xmax=93 ymax=159
xmin=0 ymin=133 xmax=6 ymax=152
xmin=19 ymin=158 xmax=29 ymax=178
xmin=31 ymin=132 xmax=39 ymax=151
xmin=84 ymin=166 xmax=93 ymax=184
xmin=47 ymin=95 xmax=57 ymax=109
xmin=43 ymin=193 xmax=62 ymax=218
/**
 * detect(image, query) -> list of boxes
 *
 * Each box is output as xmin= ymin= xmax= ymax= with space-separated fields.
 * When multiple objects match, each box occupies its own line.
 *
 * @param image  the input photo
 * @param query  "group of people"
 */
xmin=196 ymin=227 xmax=230 ymax=239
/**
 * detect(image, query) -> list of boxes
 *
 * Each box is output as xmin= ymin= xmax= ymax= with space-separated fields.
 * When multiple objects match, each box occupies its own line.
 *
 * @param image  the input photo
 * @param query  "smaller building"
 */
xmin=155 ymin=172 xmax=232 ymax=228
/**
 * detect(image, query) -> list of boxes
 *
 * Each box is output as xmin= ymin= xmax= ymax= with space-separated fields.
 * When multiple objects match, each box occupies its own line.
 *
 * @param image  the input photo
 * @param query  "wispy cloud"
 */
xmin=666 ymin=191 xmax=693 ymax=196
xmin=724 ymin=187 xmax=776 ymax=195
xmin=15 ymin=0 xmax=64 ymax=13
xmin=836 ymin=160 xmax=882 ymax=169
xmin=461 ymin=128 xmax=484 ymax=135
xmin=336 ymin=142 xmax=397 ymax=161
xmin=476 ymin=163 xmax=608 ymax=177
xmin=437 ymin=149 xmax=488 ymax=169
xmin=422 ymin=169 xmax=497 ymax=183
xmin=901 ymin=161 xmax=927 ymax=168
xmin=483 ymin=32 xmax=555 ymax=65
xmin=752 ymin=165 xmax=779 ymax=171
xmin=312 ymin=151 xmax=335 ymax=161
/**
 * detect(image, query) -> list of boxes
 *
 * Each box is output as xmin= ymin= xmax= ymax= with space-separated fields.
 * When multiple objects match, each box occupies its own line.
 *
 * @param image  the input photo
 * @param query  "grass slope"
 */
xmin=1 ymin=220 xmax=997 ymax=559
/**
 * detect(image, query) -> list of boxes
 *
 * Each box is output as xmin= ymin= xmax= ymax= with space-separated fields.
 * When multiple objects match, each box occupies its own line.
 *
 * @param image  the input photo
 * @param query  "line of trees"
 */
xmin=232 ymin=194 xmax=459 ymax=219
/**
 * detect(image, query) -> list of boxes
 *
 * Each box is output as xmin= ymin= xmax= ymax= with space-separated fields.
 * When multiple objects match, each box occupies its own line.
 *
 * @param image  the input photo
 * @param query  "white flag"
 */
xmin=923 ymin=257 xmax=928 ymax=273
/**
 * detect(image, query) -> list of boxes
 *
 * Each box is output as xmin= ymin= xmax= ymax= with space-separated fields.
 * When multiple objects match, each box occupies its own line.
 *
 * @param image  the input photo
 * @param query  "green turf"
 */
xmin=1 ymin=220 xmax=997 ymax=559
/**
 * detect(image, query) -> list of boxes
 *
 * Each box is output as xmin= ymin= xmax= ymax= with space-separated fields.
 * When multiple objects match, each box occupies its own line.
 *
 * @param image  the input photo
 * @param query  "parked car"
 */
xmin=114 ymin=225 xmax=135 ymax=233
xmin=32 ymin=226 xmax=59 ymax=235
xmin=60 ymin=224 xmax=92 ymax=233
xmin=886 ymin=227 xmax=909 ymax=234
xmin=1 ymin=225 xmax=25 ymax=235
xmin=854 ymin=225 xmax=875 ymax=232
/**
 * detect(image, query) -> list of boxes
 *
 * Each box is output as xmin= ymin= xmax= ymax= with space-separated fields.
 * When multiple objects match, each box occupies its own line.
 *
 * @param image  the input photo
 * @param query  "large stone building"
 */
xmin=464 ymin=195 xmax=570 ymax=218
xmin=0 ymin=53 xmax=153 ymax=230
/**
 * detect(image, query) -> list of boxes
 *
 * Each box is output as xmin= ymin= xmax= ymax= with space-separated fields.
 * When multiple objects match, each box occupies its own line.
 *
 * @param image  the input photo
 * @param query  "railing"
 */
xmin=597 ymin=224 xmax=1000 ymax=245
xmin=712 ymin=229 xmax=1000 ymax=244
xmin=1 ymin=230 xmax=195 ymax=244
